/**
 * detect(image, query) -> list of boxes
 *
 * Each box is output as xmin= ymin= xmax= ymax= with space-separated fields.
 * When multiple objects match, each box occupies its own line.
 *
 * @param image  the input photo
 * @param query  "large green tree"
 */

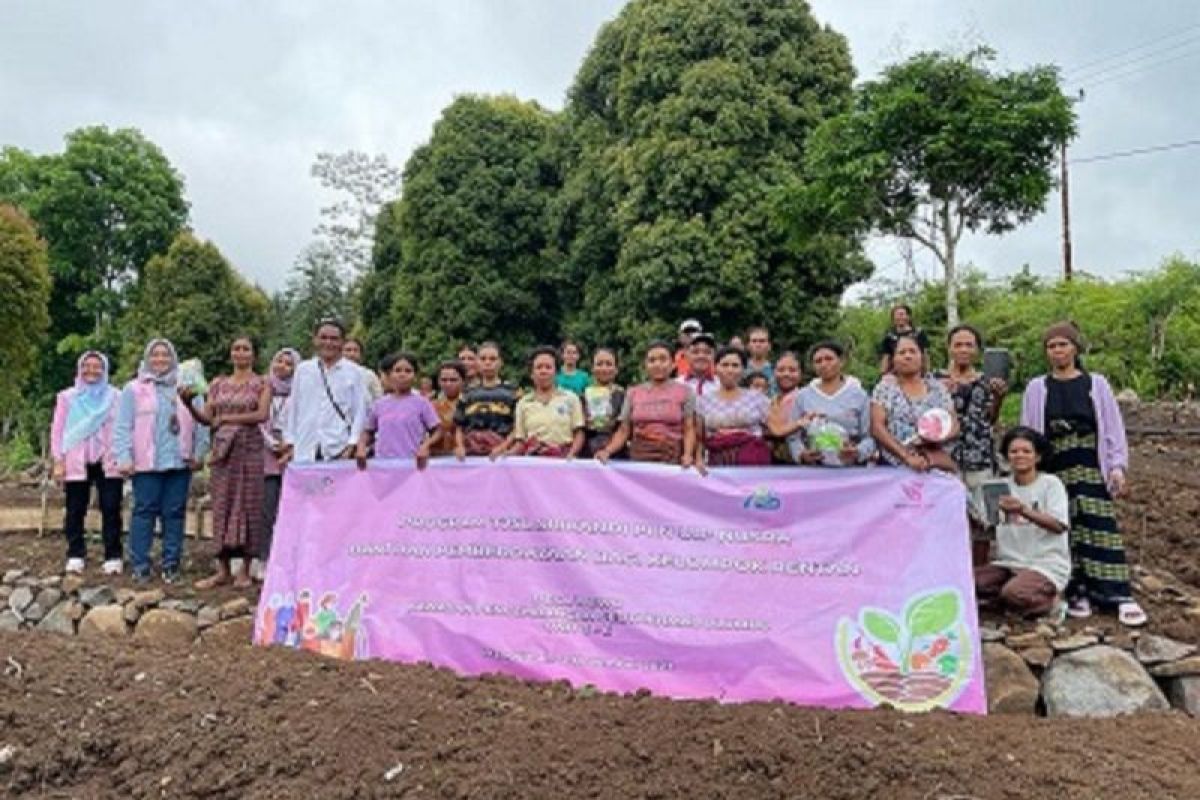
xmin=278 ymin=241 xmax=354 ymax=352
xmin=0 ymin=205 xmax=51 ymax=415
xmin=355 ymin=199 xmax=404 ymax=362
xmin=119 ymin=233 xmax=270 ymax=378
xmin=554 ymin=0 xmax=867 ymax=354
xmin=368 ymin=95 xmax=562 ymax=366
xmin=0 ymin=126 xmax=188 ymax=384
xmin=790 ymin=47 xmax=1076 ymax=325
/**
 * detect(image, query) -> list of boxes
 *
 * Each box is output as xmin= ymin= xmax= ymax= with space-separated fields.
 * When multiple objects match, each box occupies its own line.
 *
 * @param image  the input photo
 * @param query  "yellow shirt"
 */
xmin=514 ymin=389 xmax=584 ymax=446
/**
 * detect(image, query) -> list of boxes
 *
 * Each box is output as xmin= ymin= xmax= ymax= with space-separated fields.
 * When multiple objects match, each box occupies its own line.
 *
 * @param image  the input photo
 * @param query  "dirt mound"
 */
xmin=0 ymin=632 xmax=1196 ymax=800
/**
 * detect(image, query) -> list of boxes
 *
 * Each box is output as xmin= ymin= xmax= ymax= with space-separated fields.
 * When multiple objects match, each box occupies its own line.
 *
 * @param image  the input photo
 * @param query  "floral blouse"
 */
xmin=870 ymin=375 xmax=954 ymax=466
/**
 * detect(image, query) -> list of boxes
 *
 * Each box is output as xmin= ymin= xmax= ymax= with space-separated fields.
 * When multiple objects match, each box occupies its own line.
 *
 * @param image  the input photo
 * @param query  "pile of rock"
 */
xmin=0 ymin=569 xmax=254 ymax=647
xmin=982 ymin=622 xmax=1199 ymax=717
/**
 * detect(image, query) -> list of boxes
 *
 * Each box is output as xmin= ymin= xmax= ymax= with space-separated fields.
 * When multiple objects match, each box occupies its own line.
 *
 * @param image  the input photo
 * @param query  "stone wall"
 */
xmin=1 ymin=569 xmax=252 ymax=647
xmin=982 ymin=622 xmax=1199 ymax=717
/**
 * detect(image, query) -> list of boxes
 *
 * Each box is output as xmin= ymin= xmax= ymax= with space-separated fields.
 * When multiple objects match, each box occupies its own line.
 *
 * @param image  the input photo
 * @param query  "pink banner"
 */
xmin=256 ymin=460 xmax=985 ymax=713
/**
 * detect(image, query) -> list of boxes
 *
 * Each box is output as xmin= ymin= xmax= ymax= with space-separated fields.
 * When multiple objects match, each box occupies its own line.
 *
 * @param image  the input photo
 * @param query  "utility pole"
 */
xmin=1060 ymin=141 xmax=1073 ymax=281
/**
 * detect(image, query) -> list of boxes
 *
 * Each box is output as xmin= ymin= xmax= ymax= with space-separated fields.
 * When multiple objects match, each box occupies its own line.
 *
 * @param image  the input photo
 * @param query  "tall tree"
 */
xmin=0 ymin=127 xmax=188 ymax=339
xmin=280 ymin=241 xmax=353 ymax=350
xmin=0 ymin=205 xmax=51 ymax=415
xmin=311 ymin=151 xmax=401 ymax=279
xmin=0 ymin=126 xmax=188 ymax=386
xmin=554 ymin=0 xmax=868 ymax=353
xmin=119 ymin=233 xmax=270 ymax=378
xmin=790 ymin=47 xmax=1076 ymax=325
xmin=371 ymin=95 xmax=562 ymax=366
xmin=355 ymin=199 xmax=404 ymax=362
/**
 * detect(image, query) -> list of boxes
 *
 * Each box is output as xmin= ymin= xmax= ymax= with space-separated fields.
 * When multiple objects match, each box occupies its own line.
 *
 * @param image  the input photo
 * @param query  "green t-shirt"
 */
xmin=555 ymin=369 xmax=591 ymax=396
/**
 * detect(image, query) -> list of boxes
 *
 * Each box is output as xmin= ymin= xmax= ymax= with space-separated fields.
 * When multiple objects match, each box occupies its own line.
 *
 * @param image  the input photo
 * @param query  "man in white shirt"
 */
xmin=677 ymin=332 xmax=718 ymax=397
xmin=342 ymin=337 xmax=384 ymax=401
xmin=283 ymin=319 xmax=369 ymax=463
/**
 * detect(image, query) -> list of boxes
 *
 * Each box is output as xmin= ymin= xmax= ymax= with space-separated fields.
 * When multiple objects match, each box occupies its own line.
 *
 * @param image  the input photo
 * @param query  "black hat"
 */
xmin=689 ymin=332 xmax=717 ymax=349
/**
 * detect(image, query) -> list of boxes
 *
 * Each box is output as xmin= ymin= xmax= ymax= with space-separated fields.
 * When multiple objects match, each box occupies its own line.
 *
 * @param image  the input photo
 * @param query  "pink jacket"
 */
xmin=127 ymin=380 xmax=198 ymax=472
xmin=49 ymin=386 xmax=122 ymax=481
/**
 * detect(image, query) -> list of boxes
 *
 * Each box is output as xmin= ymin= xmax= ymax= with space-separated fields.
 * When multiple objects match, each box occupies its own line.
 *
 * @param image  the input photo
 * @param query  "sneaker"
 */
xmin=161 ymin=566 xmax=181 ymax=585
xmin=65 ymin=558 xmax=85 ymax=574
xmin=101 ymin=559 xmax=123 ymax=576
xmin=132 ymin=570 xmax=153 ymax=586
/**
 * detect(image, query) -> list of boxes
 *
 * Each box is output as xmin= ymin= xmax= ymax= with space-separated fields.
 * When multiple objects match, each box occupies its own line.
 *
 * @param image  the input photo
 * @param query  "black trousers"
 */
xmin=261 ymin=474 xmax=282 ymax=560
xmin=63 ymin=462 xmax=124 ymax=560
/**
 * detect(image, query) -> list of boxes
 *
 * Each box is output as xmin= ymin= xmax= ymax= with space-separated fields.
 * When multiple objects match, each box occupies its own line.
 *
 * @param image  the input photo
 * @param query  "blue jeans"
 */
xmin=129 ymin=469 xmax=191 ymax=576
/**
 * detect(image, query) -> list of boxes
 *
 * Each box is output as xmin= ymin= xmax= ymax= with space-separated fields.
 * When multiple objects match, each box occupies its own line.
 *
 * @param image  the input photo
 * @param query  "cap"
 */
xmin=689 ymin=332 xmax=717 ymax=349
xmin=679 ymin=318 xmax=702 ymax=334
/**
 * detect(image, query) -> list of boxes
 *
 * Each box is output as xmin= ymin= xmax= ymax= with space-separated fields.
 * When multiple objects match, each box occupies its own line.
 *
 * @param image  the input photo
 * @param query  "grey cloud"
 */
xmin=1 ymin=0 xmax=1196 ymax=292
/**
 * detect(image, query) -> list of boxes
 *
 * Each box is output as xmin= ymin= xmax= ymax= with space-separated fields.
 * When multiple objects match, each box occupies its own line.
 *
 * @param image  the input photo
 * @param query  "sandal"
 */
xmin=194 ymin=573 xmax=231 ymax=590
xmin=1043 ymin=599 xmax=1068 ymax=625
xmin=1066 ymin=596 xmax=1093 ymax=619
xmin=1118 ymin=601 xmax=1148 ymax=628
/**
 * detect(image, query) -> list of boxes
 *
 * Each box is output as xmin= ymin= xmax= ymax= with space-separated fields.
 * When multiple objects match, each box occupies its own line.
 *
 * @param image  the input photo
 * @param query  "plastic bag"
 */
xmin=178 ymin=358 xmax=209 ymax=395
xmin=807 ymin=419 xmax=848 ymax=467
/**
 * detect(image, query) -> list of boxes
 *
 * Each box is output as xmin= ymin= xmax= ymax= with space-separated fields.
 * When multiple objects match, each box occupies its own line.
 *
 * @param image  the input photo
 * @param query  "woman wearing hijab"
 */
xmin=1020 ymin=321 xmax=1144 ymax=626
xmin=260 ymin=347 xmax=299 ymax=570
xmin=113 ymin=339 xmax=209 ymax=585
xmin=182 ymin=335 xmax=271 ymax=590
xmin=49 ymin=351 xmax=124 ymax=575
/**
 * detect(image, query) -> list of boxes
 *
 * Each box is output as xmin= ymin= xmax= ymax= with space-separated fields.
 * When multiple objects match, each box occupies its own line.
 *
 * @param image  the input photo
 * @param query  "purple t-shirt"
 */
xmin=365 ymin=393 xmax=440 ymax=459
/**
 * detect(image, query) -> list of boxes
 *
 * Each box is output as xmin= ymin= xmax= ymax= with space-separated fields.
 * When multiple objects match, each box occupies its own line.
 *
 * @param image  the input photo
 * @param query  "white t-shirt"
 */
xmin=992 ymin=473 xmax=1071 ymax=590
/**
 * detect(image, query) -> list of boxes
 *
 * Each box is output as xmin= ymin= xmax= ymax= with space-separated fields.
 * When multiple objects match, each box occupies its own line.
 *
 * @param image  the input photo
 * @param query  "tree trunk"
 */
xmin=941 ymin=202 xmax=959 ymax=327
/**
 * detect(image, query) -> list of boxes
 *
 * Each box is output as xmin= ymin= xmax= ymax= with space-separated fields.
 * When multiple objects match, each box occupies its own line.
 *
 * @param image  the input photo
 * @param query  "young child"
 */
xmin=555 ymin=339 xmax=592 ymax=396
xmin=582 ymin=347 xmax=625 ymax=457
xmin=498 ymin=346 xmax=585 ymax=458
xmin=974 ymin=426 xmax=1070 ymax=619
xmin=454 ymin=341 xmax=519 ymax=458
xmin=356 ymin=352 xmax=441 ymax=469
xmin=431 ymin=360 xmax=465 ymax=457
xmin=743 ymin=371 xmax=771 ymax=395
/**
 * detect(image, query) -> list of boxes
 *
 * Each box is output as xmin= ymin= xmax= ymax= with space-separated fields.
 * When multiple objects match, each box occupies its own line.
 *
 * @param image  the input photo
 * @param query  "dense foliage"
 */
xmin=119 ymin=234 xmax=271 ymax=379
xmin=834 ymin=258 xmax=1200 ymax=408
xmin=0 ymin=126 xmax=189 ymax=387
xmin=787 ymin=48 xmax=1076 ymax=326
xmin=551 ymin=0 xmax=868 ymax=354
xmin=0 ymin=205 xmax=51 ymax=415
xmin=365 ymin=95 xmax=563 ymax=366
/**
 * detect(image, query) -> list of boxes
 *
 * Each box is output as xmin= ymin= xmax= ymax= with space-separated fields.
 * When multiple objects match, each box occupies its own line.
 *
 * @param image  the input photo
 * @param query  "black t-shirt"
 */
xmin=879 ymin=326 xmax=930 ymax=357
xmin=454 ymin=382 xmax=519 ymax=435
xmin=1045 ymin=373 xmax=1096 ymax=431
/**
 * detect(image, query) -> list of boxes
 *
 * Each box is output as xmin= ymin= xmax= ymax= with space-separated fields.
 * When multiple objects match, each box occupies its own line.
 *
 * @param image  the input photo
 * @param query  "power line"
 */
xmin=1063 ymin=22 xmax=1200 ymax=77
xmin=1078 ymin=47 xmax=1200 ymax=91
xmin=1069 ymin=32 xmax=1200 ymax=84
xmin=1071 ymin=137 xmax=1200 ymax=165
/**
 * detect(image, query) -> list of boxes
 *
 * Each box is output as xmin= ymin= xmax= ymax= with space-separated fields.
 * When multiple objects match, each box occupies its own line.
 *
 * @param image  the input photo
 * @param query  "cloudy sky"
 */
xmin=2 ymin=1 xmax=1198 ymax=295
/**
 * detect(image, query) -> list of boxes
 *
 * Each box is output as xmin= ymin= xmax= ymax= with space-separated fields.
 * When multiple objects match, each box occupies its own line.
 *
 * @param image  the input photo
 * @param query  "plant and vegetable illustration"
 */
xmin=835 ymin=589 xmax=973 ymax=711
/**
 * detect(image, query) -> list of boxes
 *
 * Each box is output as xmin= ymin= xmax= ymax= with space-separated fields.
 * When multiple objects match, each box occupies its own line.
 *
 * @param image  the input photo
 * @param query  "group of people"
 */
xmin=48 ymin=306 xmax=1144 ymax=626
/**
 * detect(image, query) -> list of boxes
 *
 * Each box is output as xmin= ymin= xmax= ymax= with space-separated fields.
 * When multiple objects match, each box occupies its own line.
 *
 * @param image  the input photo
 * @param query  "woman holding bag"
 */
xmin=113 ymin=339 xmax=208 ymax=584
xmin=182 ymin=335 xmax=271 ymax=589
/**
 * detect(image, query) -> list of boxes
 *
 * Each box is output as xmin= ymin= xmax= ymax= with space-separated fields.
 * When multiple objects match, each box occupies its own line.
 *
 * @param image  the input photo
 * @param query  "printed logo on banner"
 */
xmin=834 ymin=588 xmax=973 ymax=712
xmin=742 ymin=485 xmax=781 ymax=511
xmin=295 ymin=474 xmax=338 ymax=497
xmin=257 ymin=589 xmax=370 ymax=660
xmin=894 ymin=479 xmax=932 ymax=509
